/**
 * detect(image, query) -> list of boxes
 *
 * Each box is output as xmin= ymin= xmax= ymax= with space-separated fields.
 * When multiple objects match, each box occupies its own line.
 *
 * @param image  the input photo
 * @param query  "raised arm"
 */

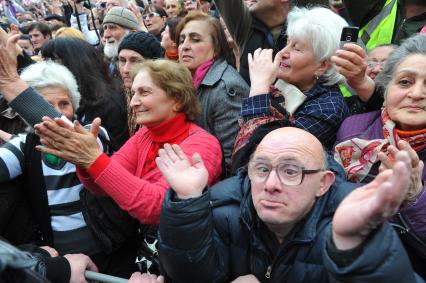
xmin=0 ymin=35 xmax=61 ymax=126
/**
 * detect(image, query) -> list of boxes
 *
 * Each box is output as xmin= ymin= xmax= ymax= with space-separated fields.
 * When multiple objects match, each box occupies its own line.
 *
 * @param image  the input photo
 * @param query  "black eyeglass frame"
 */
xmin=248 ymin=161 xmax=325 ymax=186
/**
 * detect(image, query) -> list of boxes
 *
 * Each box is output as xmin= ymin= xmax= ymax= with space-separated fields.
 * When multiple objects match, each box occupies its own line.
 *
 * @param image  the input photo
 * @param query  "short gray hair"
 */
xmin=20 ymin=61 xmax=81 ymax=111
xmin=286 ymin=6 xmax=348 ymax=86
xmin=376 ymin=33 xmax=426 ymax=96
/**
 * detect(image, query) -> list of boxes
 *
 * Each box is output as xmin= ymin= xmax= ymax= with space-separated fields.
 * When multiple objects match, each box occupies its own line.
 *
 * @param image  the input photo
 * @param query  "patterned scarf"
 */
xmin=334 ymin=109 xmax=426 ymax=182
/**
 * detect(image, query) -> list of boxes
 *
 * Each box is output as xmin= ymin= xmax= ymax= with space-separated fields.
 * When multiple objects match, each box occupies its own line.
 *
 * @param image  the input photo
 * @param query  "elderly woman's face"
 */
xmin=130 ymin=70 xmax=180 ymax=127
xmin=385 ymin=54 xmax=426 ymax=131
xmin=39 ymin=86 xmax=74 ymax=120
xmin=178 ymin=20 xmax=215 ymax=73
xmin=276 ymin=37 xmax=322 ymax=91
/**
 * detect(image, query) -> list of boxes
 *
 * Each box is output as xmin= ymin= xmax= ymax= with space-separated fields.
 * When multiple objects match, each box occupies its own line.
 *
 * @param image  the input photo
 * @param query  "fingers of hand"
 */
xmin=158 ymin=148 xmax=172 ymax=167
xmin=163 ymin=143 xmax=179 ymax=163
xmin=191 ymin=152 xmax=204 ymax=169
xmin=376 ymin=160 xmax=410 ymax=217
xmin=397 ymin=140 xmax=420 ymax=168
xmin=342 ymin=43 xmax=366 ymax=59
xmin=172 ymin=144 xmax=187 ymax=161
xmin=35 ymin=144 xmax=65 ymax=159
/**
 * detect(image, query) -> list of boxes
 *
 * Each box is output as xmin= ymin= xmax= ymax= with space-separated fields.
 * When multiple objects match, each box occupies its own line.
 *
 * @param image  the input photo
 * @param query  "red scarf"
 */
xmin=192 ymin=59 xmax=215 ymax=89
xmin=141 ymin=113 xmax=190 ymax=176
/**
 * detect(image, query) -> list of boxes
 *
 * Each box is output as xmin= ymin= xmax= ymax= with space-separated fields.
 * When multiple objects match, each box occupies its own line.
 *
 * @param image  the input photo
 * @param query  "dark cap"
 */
xmin=118 ymin=31 xmax=164 ymax=59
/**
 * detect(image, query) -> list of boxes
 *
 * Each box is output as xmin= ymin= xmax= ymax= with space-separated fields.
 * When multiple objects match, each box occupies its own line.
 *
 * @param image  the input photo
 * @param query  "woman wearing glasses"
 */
xmin=142 ymin=5 xmax=168 ymax=41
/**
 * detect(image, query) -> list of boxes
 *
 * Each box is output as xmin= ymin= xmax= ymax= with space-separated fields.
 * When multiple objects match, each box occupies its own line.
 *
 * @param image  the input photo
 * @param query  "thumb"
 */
xmin=90 ymin=117 xmax=101 ymax=137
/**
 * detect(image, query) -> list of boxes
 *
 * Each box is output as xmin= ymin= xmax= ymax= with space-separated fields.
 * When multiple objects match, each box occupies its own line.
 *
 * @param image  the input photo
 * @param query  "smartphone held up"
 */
xmin=340 ymin=26 xmax=359 ymax=48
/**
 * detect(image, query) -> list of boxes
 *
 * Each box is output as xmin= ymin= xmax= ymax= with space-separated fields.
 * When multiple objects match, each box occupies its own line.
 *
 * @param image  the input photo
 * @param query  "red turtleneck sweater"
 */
xmin=76 ymin=114 xmax=222 ymax=224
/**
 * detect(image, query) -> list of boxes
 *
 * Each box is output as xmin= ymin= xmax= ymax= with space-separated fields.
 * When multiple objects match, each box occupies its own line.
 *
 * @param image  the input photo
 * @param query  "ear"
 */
xmin=315 ymin=170 xmax=335 ymax=197
xmin=172 ymin=100 xmax=182 ymax=113
xmin=315 ymin=59 xmax=331 ymax=77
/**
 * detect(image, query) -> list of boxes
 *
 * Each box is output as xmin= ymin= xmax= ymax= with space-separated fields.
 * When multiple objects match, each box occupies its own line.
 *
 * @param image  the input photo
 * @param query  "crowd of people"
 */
xmin=0 ymin=0 xmax=425 ymax=282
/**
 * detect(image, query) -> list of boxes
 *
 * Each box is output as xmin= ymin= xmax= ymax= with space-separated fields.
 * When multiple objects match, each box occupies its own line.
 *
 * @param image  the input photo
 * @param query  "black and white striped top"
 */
xmin=0 ymin=128 xmax=109 ymax=255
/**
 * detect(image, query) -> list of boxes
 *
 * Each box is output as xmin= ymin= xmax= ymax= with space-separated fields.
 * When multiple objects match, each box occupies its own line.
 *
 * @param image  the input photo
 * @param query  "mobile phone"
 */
xmin=340 ymin=26 xmax=359 ymax=48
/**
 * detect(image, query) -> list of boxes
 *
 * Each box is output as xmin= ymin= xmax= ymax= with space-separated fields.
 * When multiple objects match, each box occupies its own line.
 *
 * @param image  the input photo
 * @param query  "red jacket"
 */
xmin=77 ymin=123 xmax=222 ymax=224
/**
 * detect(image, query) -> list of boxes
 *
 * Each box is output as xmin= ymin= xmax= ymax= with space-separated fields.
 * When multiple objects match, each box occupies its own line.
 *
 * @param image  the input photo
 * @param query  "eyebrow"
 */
xmin=181 ymin=32 xmax=202 ymax=38
xmin=397 ymin=68 xmax=426 ymax=77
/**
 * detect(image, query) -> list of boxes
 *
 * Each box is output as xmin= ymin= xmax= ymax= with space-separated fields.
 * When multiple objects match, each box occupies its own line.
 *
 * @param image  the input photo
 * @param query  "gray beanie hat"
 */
xmin=102 ymin=7 xmax=140 ymax=31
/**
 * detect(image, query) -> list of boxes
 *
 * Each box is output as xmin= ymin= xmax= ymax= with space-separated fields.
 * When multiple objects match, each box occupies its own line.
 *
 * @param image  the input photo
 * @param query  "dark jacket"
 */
xmin=343 ymin=0 xmax=426 ymax=46
xmin=159 ymin=160 xmax=420 ymax=283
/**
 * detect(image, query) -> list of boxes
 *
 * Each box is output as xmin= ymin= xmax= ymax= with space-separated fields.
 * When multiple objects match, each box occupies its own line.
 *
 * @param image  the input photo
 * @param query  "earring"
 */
xmin=314 ymin=74 xmax=319 ymax=80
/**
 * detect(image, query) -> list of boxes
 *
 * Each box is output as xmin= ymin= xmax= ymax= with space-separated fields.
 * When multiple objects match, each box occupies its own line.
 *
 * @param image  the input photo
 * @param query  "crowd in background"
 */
xmin=0 ymin=0 xmax=425 ymax=282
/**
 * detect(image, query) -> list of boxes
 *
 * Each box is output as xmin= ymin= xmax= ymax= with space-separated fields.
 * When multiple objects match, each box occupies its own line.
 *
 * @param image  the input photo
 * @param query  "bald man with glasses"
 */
xmin=155 ymin=127 xmax=421 ymax=283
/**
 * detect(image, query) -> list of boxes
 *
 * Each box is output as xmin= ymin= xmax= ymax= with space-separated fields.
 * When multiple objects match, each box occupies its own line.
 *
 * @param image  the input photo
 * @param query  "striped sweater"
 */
xmin=0 ymin=128 xmax=108 ymax=255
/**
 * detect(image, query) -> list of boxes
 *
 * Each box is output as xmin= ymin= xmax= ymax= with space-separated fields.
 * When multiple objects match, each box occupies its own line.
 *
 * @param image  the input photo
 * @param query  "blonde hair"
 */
xmin=54 ymin=27 xmax=87 ymax=41
xmin=131 ymin=59 xmax=201 ymax=121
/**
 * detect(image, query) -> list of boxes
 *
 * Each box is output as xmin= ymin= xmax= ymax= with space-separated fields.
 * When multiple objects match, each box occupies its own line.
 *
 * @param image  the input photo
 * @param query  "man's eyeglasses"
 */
xmin=248 ymin=161 xmax=324 ymax=186
xmin=367 ymin=60 xmax=386 ymax=69
xmin=143 ymin=12 xmax=161 ymax=20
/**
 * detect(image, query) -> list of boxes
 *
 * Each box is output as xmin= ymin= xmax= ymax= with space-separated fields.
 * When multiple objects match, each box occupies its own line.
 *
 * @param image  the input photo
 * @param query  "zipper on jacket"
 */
xmin=265 ymin=265 xmax=272 ymax=279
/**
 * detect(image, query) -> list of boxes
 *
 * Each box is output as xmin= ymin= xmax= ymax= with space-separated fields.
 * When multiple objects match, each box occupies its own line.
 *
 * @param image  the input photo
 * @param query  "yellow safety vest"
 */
xmin=358 ymin=0 xmax=398 ymax=50
xmin=339 ymin=84 xmax=354 ymax=98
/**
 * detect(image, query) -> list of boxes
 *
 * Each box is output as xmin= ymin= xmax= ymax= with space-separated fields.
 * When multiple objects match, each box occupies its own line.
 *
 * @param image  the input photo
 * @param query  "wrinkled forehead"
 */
xmin=253 ymin=129 xmax=325 ymax=166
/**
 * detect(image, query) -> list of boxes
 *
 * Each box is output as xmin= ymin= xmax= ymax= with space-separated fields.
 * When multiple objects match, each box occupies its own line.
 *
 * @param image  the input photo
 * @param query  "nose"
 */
xmin=180 ymin=37 xmax=190 ymax=51
xmin=129 ymin=93 xmax=140 ymax=108
xmin=263 ymin=169 xmax=283 ymax=194
xmin=408 ymin=81 xmax=426 ymax=100
xmin=372 ymin=64 xmax=383 ymax=74
xmin=103 ymin=27 xmax=112 ymax=39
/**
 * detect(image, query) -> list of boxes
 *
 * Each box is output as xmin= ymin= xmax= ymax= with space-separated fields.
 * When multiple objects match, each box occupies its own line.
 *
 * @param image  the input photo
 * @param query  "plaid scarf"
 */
xmin=334 ymin=109 xmax=426 ymax=182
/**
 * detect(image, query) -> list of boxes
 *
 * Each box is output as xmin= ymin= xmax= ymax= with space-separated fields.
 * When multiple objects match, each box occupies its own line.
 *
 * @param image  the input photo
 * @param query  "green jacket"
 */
xmin=343 ymin=0 xmax=426 ymax=46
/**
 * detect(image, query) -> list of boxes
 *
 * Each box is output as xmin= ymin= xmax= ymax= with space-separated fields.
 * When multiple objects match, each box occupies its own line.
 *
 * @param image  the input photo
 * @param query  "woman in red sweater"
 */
xmin=34 ymin=59 xmax=223 ymax=224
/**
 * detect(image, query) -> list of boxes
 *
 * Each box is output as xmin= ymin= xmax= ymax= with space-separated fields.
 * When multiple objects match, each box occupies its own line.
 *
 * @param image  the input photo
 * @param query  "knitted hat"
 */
xmin=118 ymin=31 xmax=164 ymax=59
xmin=102 ymin=7 xmax=140 ymax=31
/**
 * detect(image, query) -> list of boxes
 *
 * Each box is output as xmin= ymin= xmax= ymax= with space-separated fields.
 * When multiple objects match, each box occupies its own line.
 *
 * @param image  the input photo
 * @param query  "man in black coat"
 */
xmin=156 ymin=127 xmax=422 ymax=282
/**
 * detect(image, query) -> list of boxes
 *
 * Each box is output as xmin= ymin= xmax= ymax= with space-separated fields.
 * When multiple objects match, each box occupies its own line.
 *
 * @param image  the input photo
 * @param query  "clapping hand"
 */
xmin=378 ymin=140 xmax=424 ymax=204
xmin=156 ymin=144 xmax=208 ymax=199
xmin=35 ymin=117 xmax=102 ymax=169
xmin=248 ymin=48 xmax=280 ymax=97
xmin=332 ymin=150 xmax=412 ymax=250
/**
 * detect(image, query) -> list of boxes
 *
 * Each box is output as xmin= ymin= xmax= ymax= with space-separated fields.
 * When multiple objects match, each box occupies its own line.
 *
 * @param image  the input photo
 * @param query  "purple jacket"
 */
xmin=335 ymin=110 xmax=426 ymax=264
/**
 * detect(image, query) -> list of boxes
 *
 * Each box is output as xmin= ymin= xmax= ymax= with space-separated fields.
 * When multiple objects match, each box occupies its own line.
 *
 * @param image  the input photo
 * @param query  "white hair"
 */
xmin=20 ymin=61 xmax=81 ymax=111
xmin=287 ymin=6 xmax=348 ymax=86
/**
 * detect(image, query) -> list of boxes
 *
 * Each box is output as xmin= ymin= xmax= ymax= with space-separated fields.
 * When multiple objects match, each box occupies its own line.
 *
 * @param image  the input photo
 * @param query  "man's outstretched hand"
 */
xmin=332 ymin=151 xmax=412 ymax=250
xmin=156 ymin=144 xmax=208 ymax=199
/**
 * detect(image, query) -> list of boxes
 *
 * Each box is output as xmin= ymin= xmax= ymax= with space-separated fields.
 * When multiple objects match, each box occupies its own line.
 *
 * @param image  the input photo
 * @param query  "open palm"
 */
xmin=332 ymin=151 xmax=412 ymax=250
xmin=156 ymin=144 xmax=208 ymax=199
